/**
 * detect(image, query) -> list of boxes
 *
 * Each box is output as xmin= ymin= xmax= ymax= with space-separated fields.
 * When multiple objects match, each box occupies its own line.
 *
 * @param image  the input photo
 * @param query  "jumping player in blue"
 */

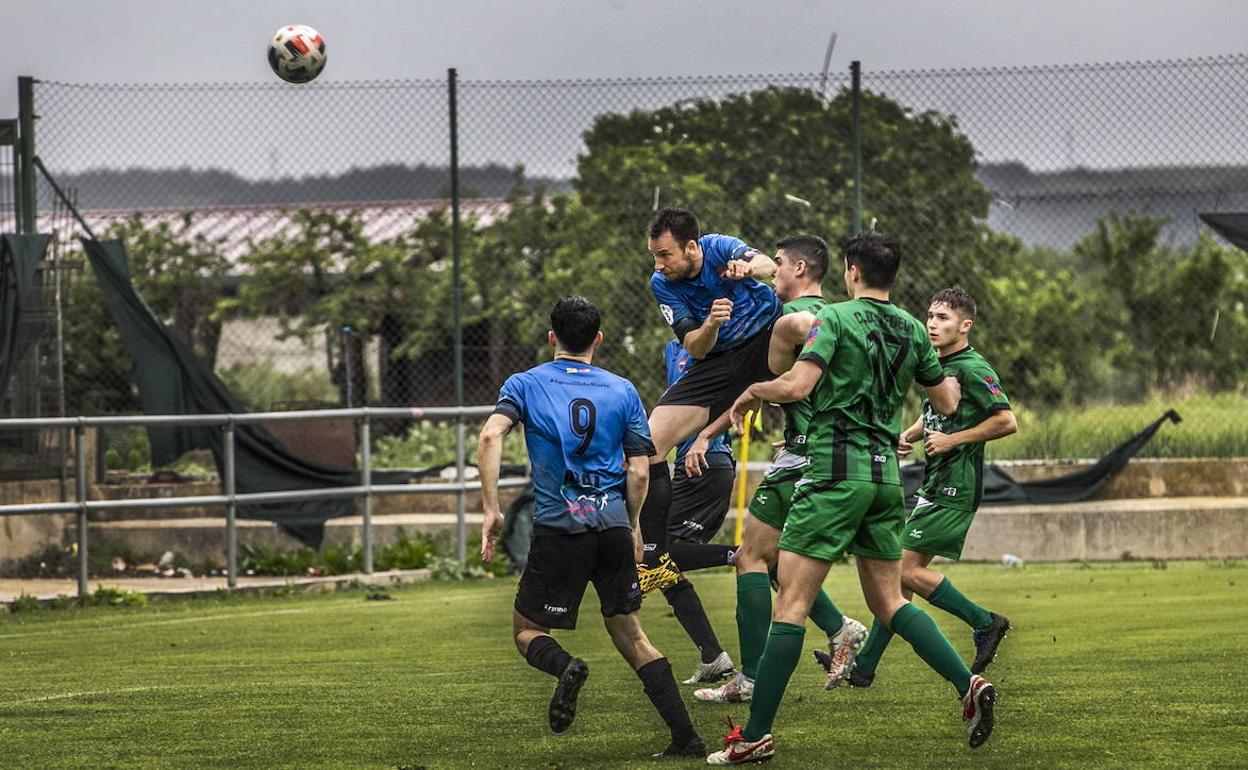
xmin=639 ymin=208 xmax=816 ymax=589
xmin=478 ymin=295 xmax=706 ymax=759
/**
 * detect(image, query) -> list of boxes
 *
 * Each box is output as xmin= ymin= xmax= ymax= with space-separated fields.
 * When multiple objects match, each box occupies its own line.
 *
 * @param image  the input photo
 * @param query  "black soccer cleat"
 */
xmin=548 ymin=658 xmax=589 ymax=734
xmin=652 ymin=736 xmax=707 ymax=759
xmin=970 ymin=613 xmax=1010 ymax=674
xmin=846 ymin=666 xmax=875 ymax=689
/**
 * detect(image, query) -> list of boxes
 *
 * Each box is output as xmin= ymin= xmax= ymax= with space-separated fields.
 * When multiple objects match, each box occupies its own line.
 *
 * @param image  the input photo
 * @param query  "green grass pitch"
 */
xmin=1 ymin=560 xmax=1246 ymax=768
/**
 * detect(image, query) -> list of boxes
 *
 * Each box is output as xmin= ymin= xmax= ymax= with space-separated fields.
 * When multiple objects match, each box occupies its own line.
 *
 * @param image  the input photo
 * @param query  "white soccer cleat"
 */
xmin=693 ymin=672 xmax=754 ymax=704
xmin=823 ymin=616 xmax=869 ymax=689
xmin=706 ymin=718 xmax=774 ymax=765
xmin=684 ymin=650 xmax=737 ymax=684
xmin=962 ymin=674 xmax=997 ymax=748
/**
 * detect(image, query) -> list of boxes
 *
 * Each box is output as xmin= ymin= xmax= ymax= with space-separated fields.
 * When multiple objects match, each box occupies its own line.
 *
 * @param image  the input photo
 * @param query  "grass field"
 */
xmin=2 ymin=561 xmax=1246 ymax=769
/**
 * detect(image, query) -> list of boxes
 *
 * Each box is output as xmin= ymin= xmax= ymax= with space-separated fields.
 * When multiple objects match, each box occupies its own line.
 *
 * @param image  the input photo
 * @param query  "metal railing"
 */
xmin=0 ymin=406 xmax=528 ymax=598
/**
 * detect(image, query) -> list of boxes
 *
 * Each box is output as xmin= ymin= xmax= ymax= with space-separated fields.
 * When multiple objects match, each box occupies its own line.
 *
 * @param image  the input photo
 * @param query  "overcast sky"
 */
xmin=2 ymin=0 xmax=1245 ymax=115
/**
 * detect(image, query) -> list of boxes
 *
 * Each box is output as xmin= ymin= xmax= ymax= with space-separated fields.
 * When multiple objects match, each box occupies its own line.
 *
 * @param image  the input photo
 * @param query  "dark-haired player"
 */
xmin=639 ymin=208 xmax=813 ymax=588
xmin=479 ymin=296 xmax=704 ymax=759
xmin=845 ymin=286 xmax=1016 ymax=688
xmin=708 ymin=234 xmax=997 ymax=764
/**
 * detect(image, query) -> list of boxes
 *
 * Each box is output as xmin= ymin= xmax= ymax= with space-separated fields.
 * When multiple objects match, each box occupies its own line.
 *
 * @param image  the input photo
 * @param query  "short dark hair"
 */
xmin=550 ymin=295 xmax=601 ymax=354
xmin=775 ymin=234 xmax=829 ymax=283
xmin=842 ymin=232 xmax=902 ymax=289
xmin=930 ymin=286 xmax=977 ymax=320
xmin=647 ymin=208 xmax=701 ymax=245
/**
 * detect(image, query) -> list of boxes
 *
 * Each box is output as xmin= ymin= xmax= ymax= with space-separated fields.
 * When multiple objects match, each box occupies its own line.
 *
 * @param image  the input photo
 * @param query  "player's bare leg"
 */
xmin=604 ymin=612 xmax=706 ymax=757
xmin=638 ymin=403 xmax=709 ymax=576
xmin=857 ymin=556 xmax=996 ymax=748
xmin=513 ymin=611 xmax=588 ymax=734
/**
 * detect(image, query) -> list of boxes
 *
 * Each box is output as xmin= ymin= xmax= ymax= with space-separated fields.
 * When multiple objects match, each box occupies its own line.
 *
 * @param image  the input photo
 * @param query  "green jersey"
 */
xmin=798 ymin=298 xmax=943 ymax=486
xmin=917 ymin=346 xmax=1011 ymax=511
xmin=778 ymin=295 xmax=827 ymax=455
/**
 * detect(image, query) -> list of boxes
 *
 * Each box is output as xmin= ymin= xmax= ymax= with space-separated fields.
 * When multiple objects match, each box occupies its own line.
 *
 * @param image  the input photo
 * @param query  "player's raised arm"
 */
xmin=478 ymin=413 xmax=516 ymax=562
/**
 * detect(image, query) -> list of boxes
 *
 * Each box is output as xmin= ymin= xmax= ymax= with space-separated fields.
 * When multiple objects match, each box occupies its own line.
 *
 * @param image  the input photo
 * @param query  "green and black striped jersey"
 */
xmin=778 ymin=295 xmax=827 ymax=456
xmin=798 ymin=298 xmax=943 ymax=486
xmin=917 ymin=346 xmax=1011 ymax=511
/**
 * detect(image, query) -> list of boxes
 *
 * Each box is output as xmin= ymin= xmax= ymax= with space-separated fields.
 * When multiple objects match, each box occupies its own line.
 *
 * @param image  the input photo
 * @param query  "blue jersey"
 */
xmin=664 ymin=340 xmax=734 ymax=469
xmin=494 ymin=360 xmax=655 ymax=534
xmin=650 ymin=233 xmax=781 ymax=354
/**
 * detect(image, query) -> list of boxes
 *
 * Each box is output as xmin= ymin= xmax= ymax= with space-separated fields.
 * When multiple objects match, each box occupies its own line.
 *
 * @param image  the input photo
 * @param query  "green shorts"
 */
xmin=903 ymin=500 xmax=976 ymax=560
xmin=779 ymin=479 xmax=906 ymax=562
xmin=747 ymin=464 xmax=804 ymax=531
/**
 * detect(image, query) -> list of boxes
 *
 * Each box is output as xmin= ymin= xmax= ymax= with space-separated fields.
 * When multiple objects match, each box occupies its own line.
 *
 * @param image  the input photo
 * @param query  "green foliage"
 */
xmin=81 ymin=585 xmax=149 ymax=608
xmin=217 ymin=362 xmax=338 ymax=411
xmin=8 ymin=594 xmax=41 ymax=613
xmin=373 ymin=420 xmax=527 ymax=470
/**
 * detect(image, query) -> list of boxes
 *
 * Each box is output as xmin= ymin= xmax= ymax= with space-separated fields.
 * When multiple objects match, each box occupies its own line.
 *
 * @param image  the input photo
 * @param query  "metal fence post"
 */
xmin=224 ymin=419 xmax=237 ymax=589
xmin=455 ymin=414 xmax=467 ymax=564
xmin=17 ymin=76 xmax=35 ymax=235
xmin=850 ymin=60 xmax=862 ymax=234
xmin=74 ymin=423 xmax=87 ymax=599
xmin=361 ymin=410 xmax=374 ymax=573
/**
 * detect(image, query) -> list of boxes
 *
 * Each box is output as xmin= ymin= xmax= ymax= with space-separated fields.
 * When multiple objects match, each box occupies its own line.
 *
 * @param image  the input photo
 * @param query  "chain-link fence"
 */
xmin=4 ymin=55 xmax=1247 ymax=472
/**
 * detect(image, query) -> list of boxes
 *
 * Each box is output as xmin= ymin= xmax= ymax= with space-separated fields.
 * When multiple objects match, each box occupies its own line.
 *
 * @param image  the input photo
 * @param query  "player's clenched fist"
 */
xmin=706 ymin=298 xmax=733 ymax=327
xmin=722 ymin=258 xmax=754 ymax=280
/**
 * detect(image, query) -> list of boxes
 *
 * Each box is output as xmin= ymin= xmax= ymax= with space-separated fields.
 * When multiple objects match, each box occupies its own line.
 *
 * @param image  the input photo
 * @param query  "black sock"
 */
xmin=524 ymin=634 xmax=573 ymax=678
xmin=669 ymin=541 xmax=737 ymax=572
xmin=639 ymin=462 xmax=672 ymax=567
xmin=662 ymin=579 xmax=724 ymax=663
xmin=637 ymin=657 xmax=699 ymax=747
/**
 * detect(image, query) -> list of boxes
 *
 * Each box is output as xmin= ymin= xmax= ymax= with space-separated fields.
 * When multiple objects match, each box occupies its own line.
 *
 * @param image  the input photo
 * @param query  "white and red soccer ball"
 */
xmin=268 ymin=25 xmax=327 ymax=84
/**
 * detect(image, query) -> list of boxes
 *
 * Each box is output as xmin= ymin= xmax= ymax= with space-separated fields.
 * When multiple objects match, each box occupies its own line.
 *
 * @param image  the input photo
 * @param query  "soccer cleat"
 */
xmin=706 ymin=718 xmax=774 ymax=765
xmin=637 ymin=553 xmax=683 ymax=596
xmin=683 ymin=650 xmax=737 ymax=684
xmin=694 ymin=672 xmax=754 ymax=704
xmin=971 ymin=613 xmax=1011 ymax=674
xmin=653 ymin=736 xmax=708 ymax=758
xmin=548 ymin=658 xmax=589 ymax=734
xmin=815 ymin=649 xmax=875 ymax=688
xmin=821 ymin=616 xmax=869 ymax=689
xmin=962 ymin=674 xmax=996 ymax=749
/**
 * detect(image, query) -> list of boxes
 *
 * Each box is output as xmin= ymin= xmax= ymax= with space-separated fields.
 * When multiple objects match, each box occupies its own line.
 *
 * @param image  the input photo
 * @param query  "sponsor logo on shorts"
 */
xmin=872 ymin=454 xmax=887 ymax=463
xmin=643 ymin=543 xmax=657 ymax=551
xmin=680 ymin=519 xmax=705 ymax=531
xmin=941 ymin=486 xmax=958 ymax=496
xmin=755 ymin=494 xmax=768 ymax=505
xmin=544 ymin=604 xmax=568 ymax=614
xmin=908 ymin=529 xmax=923 ymax=539
xmin=660 ymin=304 xmax=675 ymax=324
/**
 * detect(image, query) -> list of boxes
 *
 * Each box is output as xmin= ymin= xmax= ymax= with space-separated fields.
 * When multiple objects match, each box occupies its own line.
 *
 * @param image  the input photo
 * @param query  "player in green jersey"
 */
xmin=845 ymin=286 xmax=1017 ymax=688
xmin=681 ymin=235 xmax=867 ymax=706
xmin=707 ymin=234 xmax=997 ymax=765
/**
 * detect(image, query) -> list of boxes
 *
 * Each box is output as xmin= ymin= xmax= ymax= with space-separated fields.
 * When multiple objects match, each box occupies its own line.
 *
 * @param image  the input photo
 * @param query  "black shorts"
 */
xmin=669 ymin=465 xmax=735 ymax=543
xmin=657 ymin=322 xmax=776 ymax=419
xmin=514 ymin=528 xmax=643 ymax=630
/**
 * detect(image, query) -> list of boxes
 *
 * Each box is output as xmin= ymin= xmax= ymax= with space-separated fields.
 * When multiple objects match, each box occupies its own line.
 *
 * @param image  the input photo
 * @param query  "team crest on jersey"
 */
xmin=660 ymin=304 xmax=675 ymax=324
xmin=983 ymin=376 xmax=1002 ymax=397
xmin=803 ymin=319 xmax=822 ymax=348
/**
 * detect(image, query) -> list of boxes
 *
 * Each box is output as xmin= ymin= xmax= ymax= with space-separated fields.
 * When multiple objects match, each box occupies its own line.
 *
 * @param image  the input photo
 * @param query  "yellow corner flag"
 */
xmin=733 ymin=409 xmax=763 ymax=545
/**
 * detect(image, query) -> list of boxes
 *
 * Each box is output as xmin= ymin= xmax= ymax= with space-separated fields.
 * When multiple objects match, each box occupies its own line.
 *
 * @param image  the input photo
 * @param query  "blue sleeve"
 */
xmin=622 ymin=384 xmax=656 ymax=458
xmin=493 ymin=374 xmax=525 ymax=423
xmin=664 ymin=341 xmax=683 ymax=387
xmin=651 ymin=273 xmax=695 ymax=329
xmin=700 ymin=234 xmax=750 ymax=272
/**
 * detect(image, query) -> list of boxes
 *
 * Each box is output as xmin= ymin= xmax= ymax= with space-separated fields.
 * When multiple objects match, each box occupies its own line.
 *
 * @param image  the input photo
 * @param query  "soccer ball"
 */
xmin=267 ymin=25 xmax=327 ymax=84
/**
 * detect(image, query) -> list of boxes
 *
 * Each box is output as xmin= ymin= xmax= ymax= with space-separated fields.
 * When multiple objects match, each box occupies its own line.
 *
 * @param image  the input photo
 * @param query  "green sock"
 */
xmin=890 ymin=603 xmax=972 ymax=696
xmin=743 ymin=622 xmax=805 ymax=741
xmin=735 ymin=572 xmax=772 ymax=680
xmin=807 ymin=589 xmax=844 ymax=637
xmin=927 ymin=577 xmax=994 ymax=630
xmin=852 ymin=618 xmax=893 ymax=676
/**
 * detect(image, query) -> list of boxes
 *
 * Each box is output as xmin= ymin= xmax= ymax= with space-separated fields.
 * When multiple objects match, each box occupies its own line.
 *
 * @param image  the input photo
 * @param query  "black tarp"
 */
xmin=901 ymin=410 xmax=1182 ymax=509
xmin=1200 ymin=212 xmax=1248 ymax=252
xmin=82 ymin=238 xmax=409 ymax=546
xmin=0 ymin=234 xmax=50 ymax=402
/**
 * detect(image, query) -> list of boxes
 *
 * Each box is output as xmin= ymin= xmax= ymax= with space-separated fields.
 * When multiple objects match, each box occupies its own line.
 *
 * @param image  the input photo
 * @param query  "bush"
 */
xmin=373 ymin=420 xmax=527 ymax=470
